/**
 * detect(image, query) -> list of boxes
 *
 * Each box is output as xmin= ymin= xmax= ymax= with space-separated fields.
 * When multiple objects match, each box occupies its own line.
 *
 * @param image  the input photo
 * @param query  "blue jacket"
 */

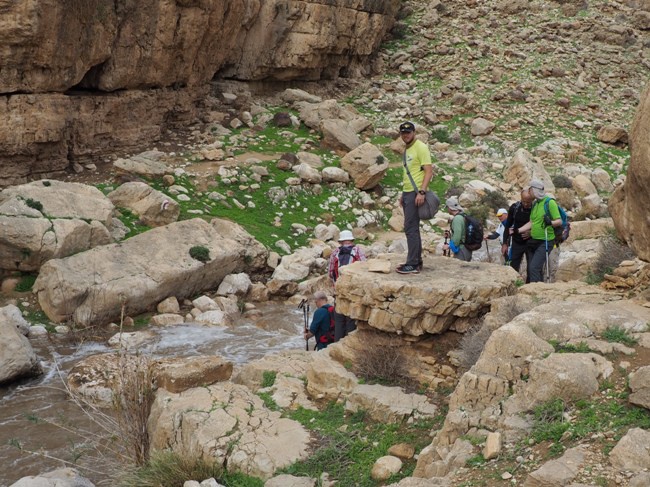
xmin=309 ymin=304 xmax=332 ymax=350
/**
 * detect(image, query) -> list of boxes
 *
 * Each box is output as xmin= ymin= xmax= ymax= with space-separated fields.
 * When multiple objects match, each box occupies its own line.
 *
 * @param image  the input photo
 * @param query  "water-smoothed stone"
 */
xmin=335 ymin=255 xmax=519 ymax=336
xmin=34 ymin=218 xmax=261 ymax=326
xmin=0 ymin=181 xmax=113 ymax=271
xmin=148 ymin=382 xmax=310 ymax=480
xmin=0 ymin=304 xmax=42 ymax=385
xmin=9 ymin=467 xmax=95 ymax=487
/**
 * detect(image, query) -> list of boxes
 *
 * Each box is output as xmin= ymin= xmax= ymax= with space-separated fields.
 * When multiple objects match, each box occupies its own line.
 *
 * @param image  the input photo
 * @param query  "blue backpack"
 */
xmin=543 ymin=197 xmax=570 ymax=245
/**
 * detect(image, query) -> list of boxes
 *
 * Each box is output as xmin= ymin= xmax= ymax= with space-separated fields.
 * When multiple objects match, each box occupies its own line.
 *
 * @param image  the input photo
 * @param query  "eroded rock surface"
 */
xmin=34 ymin=218 xmax=266 ymax=326
xmin=148 ymin=383 xmax=311 ymax=480
xmin=335 ymin=255 xmax=519 ymax=336
xmin=0 ymin=181 xmax=113 ymax=270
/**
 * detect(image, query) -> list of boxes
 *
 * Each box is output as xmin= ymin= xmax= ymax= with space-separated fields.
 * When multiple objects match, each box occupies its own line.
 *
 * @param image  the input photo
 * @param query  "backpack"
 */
xmin=543 ymin=197 xmax=570 ymax=245
xmin=331 ymin=246 xmax=357 ymax=282
xmin=461 ymin=213 xmax=484 ymax=251
xmin=318 ymin=305 xmax=336 ymax=346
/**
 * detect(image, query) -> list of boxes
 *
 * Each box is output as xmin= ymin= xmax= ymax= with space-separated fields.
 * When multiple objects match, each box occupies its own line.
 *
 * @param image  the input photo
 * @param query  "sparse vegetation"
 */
xmin=117 ymin=450 xmax=224 ymax=487
xmin=602 ymin=326 xmax=638 ymax=347
xmin=552 ymin=174 xmax=573 ymax=189
xmin=25 ymin=198 xmax=43 ymax=212
xmin=14 ymin=273 xmax=37 ymax=293
xmin=261 ymin=370 xmax=277 ymax=388
xmin=189 ymin=245 xmax=210 ymax=263
xmin=458 ymin=323 xmax=492 ymax=370
xmin=353 ymin=330 xmax=411 ymax=387
xmin=586 ymin=234 xmax=635 ymax=284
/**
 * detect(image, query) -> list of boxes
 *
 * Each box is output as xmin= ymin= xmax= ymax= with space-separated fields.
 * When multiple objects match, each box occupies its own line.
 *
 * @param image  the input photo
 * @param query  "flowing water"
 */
xmin=0 ymin=302 xmax=306 ymax=486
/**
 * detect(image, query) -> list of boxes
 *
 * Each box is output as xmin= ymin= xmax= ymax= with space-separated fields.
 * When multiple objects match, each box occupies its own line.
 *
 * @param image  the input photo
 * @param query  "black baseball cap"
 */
xmin=399 ymin=121 xmax=415 ymax=133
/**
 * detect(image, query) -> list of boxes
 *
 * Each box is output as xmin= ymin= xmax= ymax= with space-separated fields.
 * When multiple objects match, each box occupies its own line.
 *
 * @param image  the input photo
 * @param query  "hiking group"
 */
xmin=303 ymin=121 xmax=569 ymax=350
xmin=303 ymin=230 xmax=366 ymax=350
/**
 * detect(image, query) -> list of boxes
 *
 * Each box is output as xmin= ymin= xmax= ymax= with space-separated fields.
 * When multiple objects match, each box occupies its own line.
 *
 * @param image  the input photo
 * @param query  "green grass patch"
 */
xmin=113 ymin=207 xmax=152 ymax=240
xmin=602 ymin=326 xmax=637 ymax=347
xmin=282 ymin=402 xmax=442 ymax=485
xmin=548 ymin=340 xmax=591 ymax=354
xmin=15 ymin=273 xmax=37 ymax=293
xmin=261 ymin=371 xmax=277 ymax=388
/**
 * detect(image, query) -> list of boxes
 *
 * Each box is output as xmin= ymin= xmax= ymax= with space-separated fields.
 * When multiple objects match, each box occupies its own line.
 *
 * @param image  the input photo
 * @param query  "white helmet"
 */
xmin=338 ymin=230 xmax=354 ymax=241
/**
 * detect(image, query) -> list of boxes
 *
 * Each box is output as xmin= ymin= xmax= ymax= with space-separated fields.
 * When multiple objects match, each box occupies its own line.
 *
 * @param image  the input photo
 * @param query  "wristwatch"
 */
xmin=418 ymin=190 xmax=426 ymax=195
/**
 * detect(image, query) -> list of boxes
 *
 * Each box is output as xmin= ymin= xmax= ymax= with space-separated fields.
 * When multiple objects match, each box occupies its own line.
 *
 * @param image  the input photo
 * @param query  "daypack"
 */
xmin=331 ymin=246 xmax=357 ymax=282
xmin=543 ymin=197 xmax=570 ymax=245
xmin=461 ymin=213 xmax=484 ymax=251
xmin=318 ymin=305 xmax=336 ymax=346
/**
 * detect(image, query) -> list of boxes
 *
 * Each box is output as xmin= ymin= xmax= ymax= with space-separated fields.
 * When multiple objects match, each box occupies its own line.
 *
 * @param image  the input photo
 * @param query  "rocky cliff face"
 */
xmin=609 ymin=82 xmax=650 ymax=262
xmin=0 ymin=0 xmax=399 ymax=185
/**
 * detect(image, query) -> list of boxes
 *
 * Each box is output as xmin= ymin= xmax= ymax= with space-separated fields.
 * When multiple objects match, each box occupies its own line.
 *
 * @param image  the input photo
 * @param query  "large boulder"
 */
xmin=503 ymin=149 xmax=555 ymax=193
xmin=107 ymin=181 xmax=179 ymax=227
xmin=0 ymin=181 xmax=113 ymax=271
xmin=610 ymin=82 xmax=650 ymax=261
xmin=340 ymin=143 xmax=390 ymax=190
xmin=148 ymin=383 xmax=311 ymax=480
xmin=0 ymin=304 xmax=42 ymax=385
xmin=335 ymin=255 xmax=519 ymax=336
xmin=34 ymin=218 xmax=265 ymax=326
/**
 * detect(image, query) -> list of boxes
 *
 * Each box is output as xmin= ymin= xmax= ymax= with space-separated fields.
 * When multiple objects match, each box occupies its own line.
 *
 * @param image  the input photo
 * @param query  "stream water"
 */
xmin=0 ymin=302 xmax=306 ymax=486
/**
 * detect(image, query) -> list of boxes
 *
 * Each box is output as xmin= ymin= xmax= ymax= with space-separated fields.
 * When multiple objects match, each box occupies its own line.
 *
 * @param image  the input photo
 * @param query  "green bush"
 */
xmin=431 ymin=126 xmax=451 ymax=144
xmin=479 ymin=190 xmax=509 ymax=211
xmin=189 ymin=246 xmax=210 ymax=263
xmin=25 ymin=198 xmax=43 ymax=212
xmin=15 ymin=274 xmax=37 ymax=293
xmin=552 ymin=174 xmax=573 ymax=189
xmin=587 ymin=235 xmax=635 ymax=284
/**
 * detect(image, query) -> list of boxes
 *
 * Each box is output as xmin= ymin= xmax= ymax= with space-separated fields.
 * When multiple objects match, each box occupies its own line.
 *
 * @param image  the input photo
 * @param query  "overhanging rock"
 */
xmin=334 ymin=255 xmax=519 ymax=336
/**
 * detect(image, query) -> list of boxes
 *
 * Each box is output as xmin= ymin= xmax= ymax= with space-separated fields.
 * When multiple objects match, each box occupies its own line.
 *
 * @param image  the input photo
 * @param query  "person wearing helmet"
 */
xmin=328 ymin=229 xmax=366 ymax=341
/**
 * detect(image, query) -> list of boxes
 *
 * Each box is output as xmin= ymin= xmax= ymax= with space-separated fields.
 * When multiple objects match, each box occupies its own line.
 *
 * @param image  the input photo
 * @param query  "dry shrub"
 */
xmin=354 ymin=331 xmax=410 ymax=387
xmin=458 ymin=324 xmax=492 ymax=371
xmin=591 ymin=234 xmax=636 ymax=280
xmin=112 ymin=352 xmax=156 ymax=466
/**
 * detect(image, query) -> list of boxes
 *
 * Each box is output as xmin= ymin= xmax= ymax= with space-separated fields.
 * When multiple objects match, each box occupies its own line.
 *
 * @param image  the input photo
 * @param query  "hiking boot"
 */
xmin=396 ymin=264 xmax=420 ymax=274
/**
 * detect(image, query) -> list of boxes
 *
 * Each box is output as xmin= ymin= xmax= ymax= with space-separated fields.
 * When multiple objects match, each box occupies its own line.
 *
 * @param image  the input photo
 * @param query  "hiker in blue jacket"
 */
xmin=303 ymin=291 xmax=334 ymax=350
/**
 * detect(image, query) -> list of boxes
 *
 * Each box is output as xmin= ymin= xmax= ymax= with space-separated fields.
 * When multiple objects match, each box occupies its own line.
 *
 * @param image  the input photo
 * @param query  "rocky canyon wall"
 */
xmin=0 ymin=0 xmax=399 ymax=185
xmin=609 ymin=82 xmax=650 ymax=262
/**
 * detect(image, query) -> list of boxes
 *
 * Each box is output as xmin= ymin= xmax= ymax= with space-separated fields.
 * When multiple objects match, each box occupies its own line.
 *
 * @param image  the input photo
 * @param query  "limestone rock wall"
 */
xmin=0 ymin=0 xmax=399 ymax=185
xmin=609 ymin=81 xmax=650 ymax=262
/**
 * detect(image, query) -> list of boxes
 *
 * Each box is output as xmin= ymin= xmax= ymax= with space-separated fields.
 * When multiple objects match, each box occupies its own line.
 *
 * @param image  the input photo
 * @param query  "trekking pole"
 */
xmin=443 ymin=230 xmax=449 ymax=257
xmin=298 ymin=299 xmax=309 ymax=351
xmin=485 ymin=239 xmax=492 ymax=263
xmin=544 ymin=227 xmax=551 ymax=283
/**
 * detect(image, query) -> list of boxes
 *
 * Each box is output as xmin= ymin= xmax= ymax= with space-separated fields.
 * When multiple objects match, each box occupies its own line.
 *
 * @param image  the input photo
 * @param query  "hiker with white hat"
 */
xmin=328 ymin=229 xmax=366 ymax=341
xmin=485 ymin=207 xmax=509 ymax=262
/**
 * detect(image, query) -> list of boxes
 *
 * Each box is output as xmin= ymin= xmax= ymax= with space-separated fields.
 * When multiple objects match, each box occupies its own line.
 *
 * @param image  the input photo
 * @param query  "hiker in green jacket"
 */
xmin=443 ymin=197 xmax=472 ymax=262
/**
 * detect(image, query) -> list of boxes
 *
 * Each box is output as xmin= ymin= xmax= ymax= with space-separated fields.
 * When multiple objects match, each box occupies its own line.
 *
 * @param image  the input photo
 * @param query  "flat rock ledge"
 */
xmin=335 ymin=255 xmax=520 ymax=336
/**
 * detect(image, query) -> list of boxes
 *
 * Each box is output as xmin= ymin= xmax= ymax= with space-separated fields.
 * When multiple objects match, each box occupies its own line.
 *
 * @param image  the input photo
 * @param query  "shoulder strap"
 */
xmin=403 ymin=150 xmax=419 ymax=192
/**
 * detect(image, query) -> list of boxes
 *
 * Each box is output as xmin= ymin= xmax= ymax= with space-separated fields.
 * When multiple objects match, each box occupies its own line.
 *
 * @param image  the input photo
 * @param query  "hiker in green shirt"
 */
xmin=516 ymin=180 xmax=562 ymax=282
xmin=443 ymin=197 xmax=473 ymax=262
